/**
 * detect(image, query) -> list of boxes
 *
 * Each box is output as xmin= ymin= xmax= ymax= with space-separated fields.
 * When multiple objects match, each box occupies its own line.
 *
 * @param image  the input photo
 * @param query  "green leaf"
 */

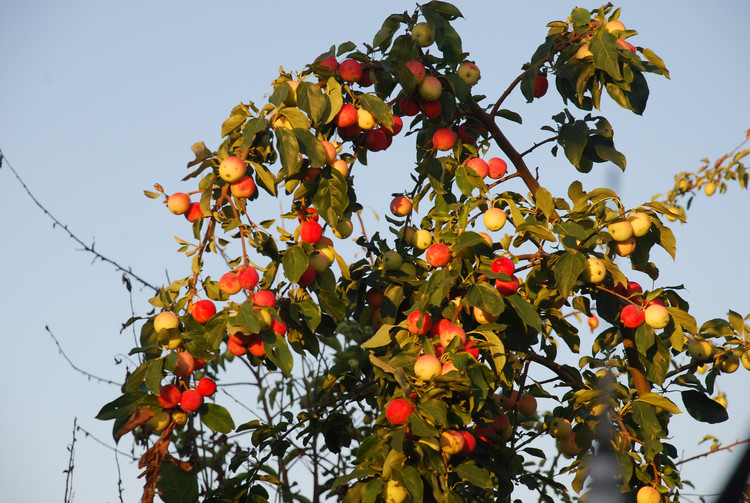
xmin=553 ymin=250 xmax=587 ymax=298
xmin=294 ymin=129 xmax=327 ymax=168
xmin=250 ymin=161 xmax=277 ymax=197
xmin=699 ymin=318 xmax=734 ymax=338
xmin=507 ymin=295 xmax=542 ymax=332
xmin=145 ymin=359 xmax=164 ymax=395
xmin=264 ymin=332 xmax=294 ymax=376
xmin=495 ymin=109 xmax=522 ymax=124
xmin=558 ymin=120 xmax=588 ymax=167
xmin=323 ymin=78 xmax=343 ymax=124
xmin=201 ymin=403 xmax=236 ymax=433
xmin=275 ymin=127 xmax=301 ymax=177
xmin=634 ymin=392 xmax=682 ymax=414
xmin=681 ymin=390 xmax=729 ymax=423
xmin=635 ymin=323 xmax=655 ymax=355
xmin=641 ymin=47 xmax=670 ymax=79
xmin=590 ymin=32 xmax=622 ymax=82
xmin=373 ymin=15 xmax=402 ymax=50
xmin=594 ymin=142 xmax=626 ymax=170
xmin=221 ymin=109 xmax=247 ymax=138
xmin=467 ymin=282 xmax=503 ymax=316
xmin=455 ymin=461 xmax=493 ymax=489
xmin=476 ymin=330 xmax=506 ymax=374
xmin=312 ymin=171 xmax=349 ymax=227
xmin=363 ymin=324 xmax=394 ymax=349
xmin=296 ymin=82 xmax=328 ymax=126
xmin=156 ymin=462 xmax=199 ymax=503
xmin=242 ymin=118 xmax=267 ymax=146
xmin=358 ymin=93 xmax=394 ymax=130
xmin=232 ymin=301 xmax=262 ymax=334
xmin=283 ymin=245 xmax=309 ymax=283
xmin=534 ymin=186 xmax=555 ymax=219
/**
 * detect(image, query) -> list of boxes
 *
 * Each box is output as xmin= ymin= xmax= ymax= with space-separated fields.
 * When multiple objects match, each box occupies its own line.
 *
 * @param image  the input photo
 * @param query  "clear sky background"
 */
xmin=1 ymin=1 xmax=748 ymax=502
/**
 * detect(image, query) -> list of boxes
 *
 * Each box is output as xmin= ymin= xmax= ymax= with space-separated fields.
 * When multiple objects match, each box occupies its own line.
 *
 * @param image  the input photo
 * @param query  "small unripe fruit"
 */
xmin=687 ymin=340 xmax=715 ymax=361
xmin=390 ymin=196 xmax=412 ymax=217
xmin=605 ymin=20 xmax=626 ymax=33
xmin=608 ymin=219 xmax=634 ymax=241
xmin=405 ymin=60 xmax=427 ymax=84
xmin=167 ymin=193 xmax=191 ymax=215
xmin=705 ymin=181 xmax=717 ymax=196
xmin=613 ymin=236 xmax=637 ymax=257
xmin=419 ymin=76 xmax=442 ymax=101
xmin=412 ymin=22 xmax=434 ymax=47
xmin=333 ymin=219 xmax=353 ymax=239
xmin=549 ymin=417 xmax=573 ymax=440
xmin=557 ymin=432 xmax=581 ymax=458
xmin=383 ymin=251 xmax=403 ymax=271
xmin=644 ymin=304 xmax=670 ymax=329
xmin=582 ymin=257 xmax=607 ymax=284
xmin=174 ymin=351 xmax=196 ymax=378
xmin=179 ymin=389 xmax=204 ymax=413
xmin=218 ymin=156 xmax=246 ymax=183
xmin=414 ymin=354 xmax=442 ymax=381
xmin=719 ymin=353 xmax=740 ymax=373
xmin=154 ymin=311 xmax=180 ymax=334
xmin=413 ymin=229 xmax=432 ymax=249
xmin=192 ymin=299 xmax=216 ymax=324
xmin=483 ymin=208 xmax=507 ymax=231
xmin=357 ymin=108 xmax=376 ymax=130
xmin=457 ymin=62 xmax=481 ymax=86
xmin=385 ymin=480 xmax=408 ymax=503
xmin=148 ymin=410 xmax=171 ymax=432
xmin=628 ymin=212 xmax=651 ymax=237
xmin=636 ymin=486 xmax=661 ymax=503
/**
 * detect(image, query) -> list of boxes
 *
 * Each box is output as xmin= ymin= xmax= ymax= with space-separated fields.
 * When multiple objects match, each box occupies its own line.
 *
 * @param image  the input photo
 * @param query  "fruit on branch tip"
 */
xmin=421 ymin=99 xmax=441 ymax=119
xmin=196 ymin=377 xmax=217 ymax=397
xmin=282 ymin=80 xmax=299 ymax=106
xmin=218 ymin=156 xmax=247 ymax=183
xmin=419 ymin=76 xmax=442 ymax=101
xmin=582 ymin=257 xmax=607 ymax=284
xmin=154 ymin=311 xmax=180 ymax=334
xmin=483 ymin=208 xmax=507 ymax=231
xmin=636 ymin=486 xmax=661 ymax=503
xmin=383 ymin=250 xmax=403 ymax=271
xmin=158 ymin=384 xmax=182 ymax=409
xmin=219 ymin=271 xmax=242 ymax=295
xmin=414 ymin=354 xmax=442 ymax=381
xmin=387 ymin=115 xmax=403 ymax=135
xmin=620 ymin=304 xmax=645 ymax=328
xmin=364 ymin=129 xmax=389 ymax=151
xmin=493 ymin=412 xmax=513 ymax=440
xmin=457 ymin=62 xmax=481 ymax=86
xmin=644 ymin=304 xmax=670 ymax=329
xmin=687 ymin=340 xmax=715 ymax=362
xmin=310 ymin=251 xmax=330 ymax=273
xmin=608 ymin=219 xmax=634 ymax=241
xmin=518 ymin=394 xmax=537 ymax=416
xmin=705 ymin=181 xmax=717 ymax=196
xmin=271 ymin=317 xmax=287 ymax=337
xmin=399 ymin=96 xmax=420 ymax=116
xmin=314 ymin=236 xmax=335 ymax=265
xmin=432 ymin=128 xmax=457 ymax=151
xmin=299 ymin=220 xmax=323 ymax=244
xmin=405 ymin=60 xmax=426 ymax=85
xmin=549 ymin=417 xmax=573 ymax=440
xmin=385 ymin=479 xmax=408 ymax=503
xmin=227 ymin=338 xmax=246 ymax=356
xmin=425 ymin=242 xmax=451 ymax=267
xmin=230 ymin=175 xmax=257 ymax=199
xmin=390 ymin=195 xmax=412 ymax=217
xmin=741 ymin=350 xmax=750 ymax=370
xmin=174 ymin=351 xmax=196 ymax=378
xmin=407 ymin=310 xmax=433 ymax=335
xmin=605 ymin=20 xmax=626 ymax=33
xmin=385 ymin=398 xmax=414 ymax=424
xmin=533 ymin=74 xmax=549 ymax=98
xmin=613 ymin=236 xmax=637 ymax=257
xmin=338 ymin=59 xmax=363 ymax=83
xmin=491 ymin=256 xmax=515 ymax=276
xmin=337 ymin=124 xmax=361 ymax=139
xmin=440 ymin=430 xmax=466 ymax=455
xmin=167 ymin=193 xmax=191 ymax=215
xmin=179 ymin=389 xmax=204 ymax=413
xmin=336 ymin=104 xmax=358 ymax=128
xmin=627 ymin=212 xmax=651 ymax=237
xmin=192 ymin=299 xmax=216 ymax=324
xmin=411 ymin=22 xmax=434 ymax=47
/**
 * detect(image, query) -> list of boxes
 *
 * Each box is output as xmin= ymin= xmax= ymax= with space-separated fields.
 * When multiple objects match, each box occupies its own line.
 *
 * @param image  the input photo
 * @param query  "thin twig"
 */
xmin=45 ymin=326 xmax=121 ymax=386
xmin=676 ymin=438 xmax=750 ymax=466
xmin=76 ymin=424 xmax=140 ymax=461
xmin=1 ymin=152 xmax=158 ymax=291
xmin=64 ymin=418 xmax=77 ymax=503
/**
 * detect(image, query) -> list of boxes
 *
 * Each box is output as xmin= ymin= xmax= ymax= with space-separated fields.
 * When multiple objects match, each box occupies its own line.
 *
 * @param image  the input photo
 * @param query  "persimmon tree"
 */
xmin=97 ymin=2 xmax=750 ymax=502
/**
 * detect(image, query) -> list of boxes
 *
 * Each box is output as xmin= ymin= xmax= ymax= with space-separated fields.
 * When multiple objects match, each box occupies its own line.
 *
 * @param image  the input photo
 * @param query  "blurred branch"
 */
xmin=64 ymin=418 xmax=77 ymax=503
xmin=1 ymin=151 xmax=158 ymax=291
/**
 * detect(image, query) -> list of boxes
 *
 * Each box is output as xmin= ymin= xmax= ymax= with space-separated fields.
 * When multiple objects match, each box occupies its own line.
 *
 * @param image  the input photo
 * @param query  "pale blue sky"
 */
xmin=1 ymin=1 xmax=748 ymax=501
